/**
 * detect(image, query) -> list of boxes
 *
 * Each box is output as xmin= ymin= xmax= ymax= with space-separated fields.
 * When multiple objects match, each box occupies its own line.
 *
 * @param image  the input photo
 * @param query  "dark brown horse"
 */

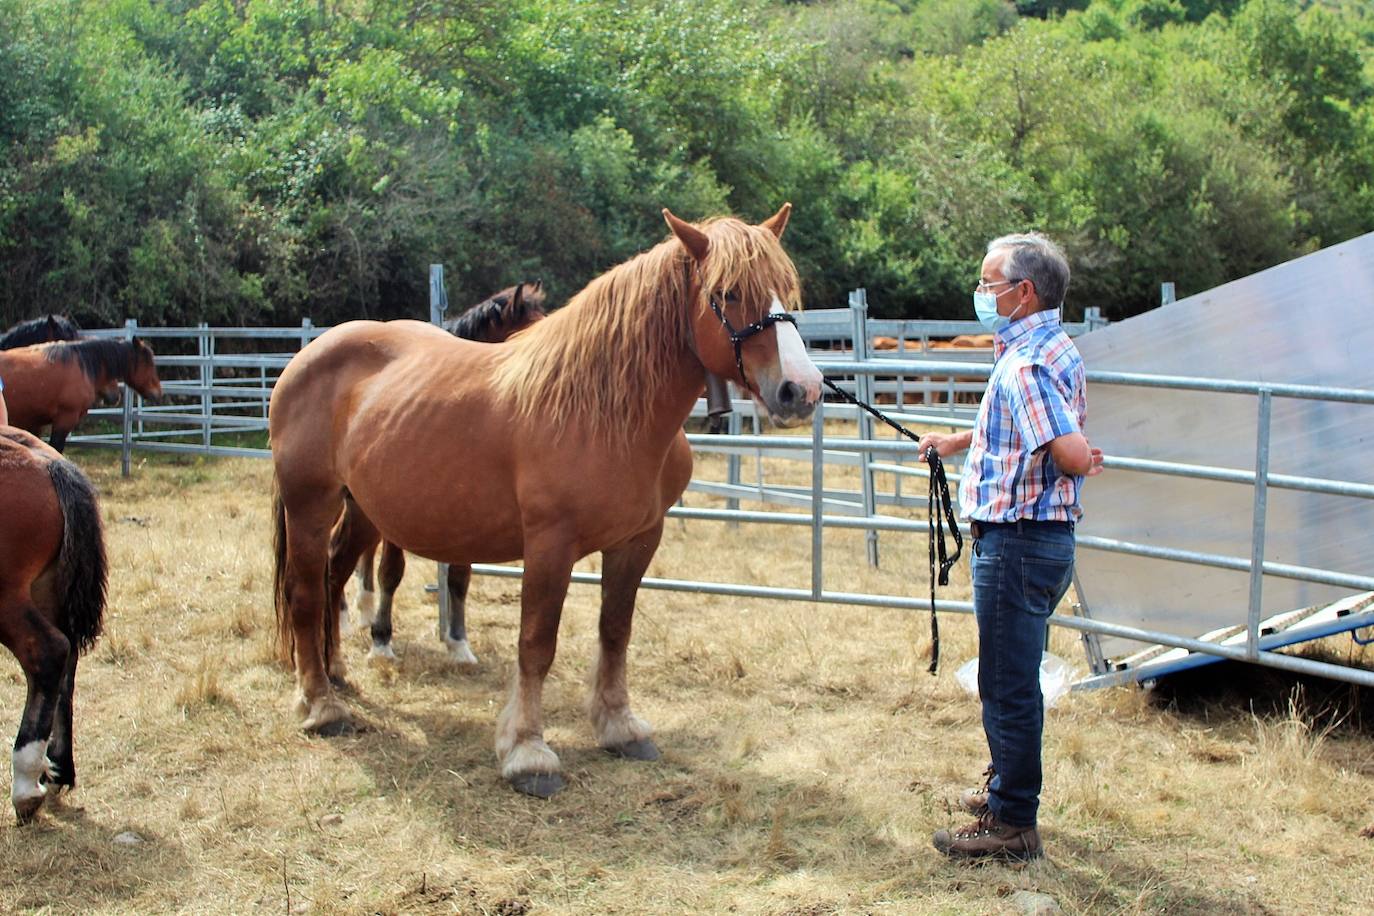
xmin=270 ymin=205 xmax=821 ymax=796
xmin=340 ymin=281 xmax=549 ymax=662
xmin=0 ymin=338 xmax=163 ymax=452
xmin=0 ymin=315 xmax=82 ymax=350
xmin=0 ymin=427 xmax=107 ymax=822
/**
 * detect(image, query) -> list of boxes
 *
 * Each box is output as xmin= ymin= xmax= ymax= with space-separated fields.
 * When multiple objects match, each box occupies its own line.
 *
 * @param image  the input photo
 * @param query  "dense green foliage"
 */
xmin=1 ymin=0 xmax=1371 ymax=326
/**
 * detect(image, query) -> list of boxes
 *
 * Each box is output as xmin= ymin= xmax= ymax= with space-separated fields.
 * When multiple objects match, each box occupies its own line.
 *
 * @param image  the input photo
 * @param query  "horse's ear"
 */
xmin=505 ymin=284 xmax=525 ymax=319
xmin=663 ymin=208 xmax=710 ymax=261
xmin=761 ymin=202 xmax=792 ymax=240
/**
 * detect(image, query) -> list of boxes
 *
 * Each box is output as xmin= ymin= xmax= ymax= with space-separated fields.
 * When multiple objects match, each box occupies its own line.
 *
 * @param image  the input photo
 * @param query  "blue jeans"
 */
xmin=972 ymin=521 xmax=1075 ymax=828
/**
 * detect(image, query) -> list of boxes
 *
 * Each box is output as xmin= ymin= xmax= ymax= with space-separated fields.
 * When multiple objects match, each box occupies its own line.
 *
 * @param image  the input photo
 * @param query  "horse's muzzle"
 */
xmin=759 ymin=377 xmax=818 ymax=427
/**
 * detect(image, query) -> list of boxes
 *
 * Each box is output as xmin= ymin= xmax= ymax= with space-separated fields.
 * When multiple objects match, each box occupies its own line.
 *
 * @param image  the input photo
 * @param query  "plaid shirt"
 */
xmin=958 ymin=308 xmax=1087 ymax=523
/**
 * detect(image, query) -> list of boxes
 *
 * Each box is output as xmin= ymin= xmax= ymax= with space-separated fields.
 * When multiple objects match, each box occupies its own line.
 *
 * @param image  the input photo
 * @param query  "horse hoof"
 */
xmin=444 ymin=638 xmax=478 ymax=666
xmin=309 ymin=717 xmax=357 ymax=738
xmin=605 ymin=738 xmax=661 ymax=761
xmin=366 ymin=644 xmax=398 ymax=663
xmin=302 ymin=699 xmax=354 ymax=736
xmin=510 ymin=771 xmax=565 ymax=799
xmin=44 ymin=760 xmax=74 ymax=789
xmin=13 ymin=792 xmax=46 ymax=824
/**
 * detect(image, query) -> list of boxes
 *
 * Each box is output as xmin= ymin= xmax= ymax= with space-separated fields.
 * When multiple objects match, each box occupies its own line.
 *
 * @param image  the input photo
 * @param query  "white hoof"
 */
xmin=366 ymin=643 xmax=398 ymax=663
xmin=443 ymin=637 xmax=479 ymax=666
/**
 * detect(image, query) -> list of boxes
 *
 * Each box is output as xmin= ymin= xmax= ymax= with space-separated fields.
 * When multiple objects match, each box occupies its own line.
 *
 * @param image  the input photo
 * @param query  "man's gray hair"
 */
xmin=987 ymin=232 xmax=1070 ymax=309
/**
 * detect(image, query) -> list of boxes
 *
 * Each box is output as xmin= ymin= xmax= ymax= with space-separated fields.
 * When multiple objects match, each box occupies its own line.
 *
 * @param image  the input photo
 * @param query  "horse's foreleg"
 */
xmin=43 ymin=648 xmax=79 ymax=792
xmin=285 ymin=504 xmax=351 ymax=735
xmin=496 ymin=544 xmax=574 ymax=798
xmin=48 ymin=427 xmax=70 ymax=454
xmin=0 ymin=601 xmax=70 ymax=822
xmin=589 ymin=523 xmax=664 ymax=762
xmin=442 ymin=563 xmax=478 ymax=665
xmin=368 ymin=541 xmax=404 ymax=661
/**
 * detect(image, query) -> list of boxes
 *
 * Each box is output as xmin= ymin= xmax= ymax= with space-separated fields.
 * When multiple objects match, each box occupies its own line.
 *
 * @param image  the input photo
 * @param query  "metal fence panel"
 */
xmin=1073 ymin=231 xmax=1374 ymax=660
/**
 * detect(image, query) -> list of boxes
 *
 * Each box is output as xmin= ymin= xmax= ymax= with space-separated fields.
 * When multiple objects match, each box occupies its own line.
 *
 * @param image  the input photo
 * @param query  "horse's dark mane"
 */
xmin=43 ymin=338 xmax=151 ymax=382
xmin=443 ymin=282 xmax=546 ymax=342
xmin=1 ymin=314 xmax=82 ymax=350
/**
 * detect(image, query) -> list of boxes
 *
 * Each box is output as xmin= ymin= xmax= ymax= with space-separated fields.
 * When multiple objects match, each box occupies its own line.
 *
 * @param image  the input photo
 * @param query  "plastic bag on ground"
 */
xmin=954 ymin=652 xmax=1072 ymax=709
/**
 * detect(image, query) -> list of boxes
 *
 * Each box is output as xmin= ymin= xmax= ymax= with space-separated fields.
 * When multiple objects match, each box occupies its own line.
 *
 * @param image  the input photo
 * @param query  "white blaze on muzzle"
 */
xmin=770 ymin=297 xmax=822 ymax=403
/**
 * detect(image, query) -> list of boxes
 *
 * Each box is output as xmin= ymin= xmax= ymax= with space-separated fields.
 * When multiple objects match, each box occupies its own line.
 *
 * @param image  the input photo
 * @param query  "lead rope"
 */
xmin=821 ymin=378 xmax=962 ymax=674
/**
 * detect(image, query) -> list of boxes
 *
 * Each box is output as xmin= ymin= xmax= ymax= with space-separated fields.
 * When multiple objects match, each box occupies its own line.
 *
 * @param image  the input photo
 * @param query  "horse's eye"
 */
xmin=722 ymin=289 xmax=740 ymax=304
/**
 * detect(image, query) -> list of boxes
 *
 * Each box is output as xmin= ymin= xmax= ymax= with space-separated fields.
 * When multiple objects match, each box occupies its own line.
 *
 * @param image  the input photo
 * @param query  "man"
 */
xmin=918 ymin=232 xmax=1103 ymax=862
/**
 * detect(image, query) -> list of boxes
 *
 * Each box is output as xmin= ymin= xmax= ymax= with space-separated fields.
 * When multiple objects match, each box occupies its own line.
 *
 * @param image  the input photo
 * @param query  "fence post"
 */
xmin=1246 ymin=388 xmax=1273 ymax=659
xmin=430 ymin=264 xmax=452 ymax=641
xmin=300 ymin=317 xmax=313 ymax=351
xmin=199 ymin=322 xmax=212 ymax=450
xmin=726 ymin=409 xmax=741 ymax=525
xmin=121 ymin=318 xmax=138 ymax=477
xmin=1160 ymin=282 xmax=1176 ymax=306
xmin=849 ymin=288 xmax=879 ymax=568
xmin=811 ymin=397 xmax=825 ymax=599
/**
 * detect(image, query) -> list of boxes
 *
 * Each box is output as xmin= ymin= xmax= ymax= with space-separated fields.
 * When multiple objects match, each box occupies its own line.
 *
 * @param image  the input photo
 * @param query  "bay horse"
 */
xmin=0 ymin=427 xmax=108 ymax=822
xmin=0 ymin=338 xmax=163 ymax=452
xmin=271 ymin=205 xmax=821 ymax=796
xmin=340 ymin=280 xmax=548 ymax=660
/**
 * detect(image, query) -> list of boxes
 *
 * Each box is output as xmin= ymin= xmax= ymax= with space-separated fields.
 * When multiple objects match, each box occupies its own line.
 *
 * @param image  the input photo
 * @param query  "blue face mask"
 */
xmin=973 ymin=291 xmax=1008 ymax=332
xmin=974 ymin=287 xmax=1028 ymax=332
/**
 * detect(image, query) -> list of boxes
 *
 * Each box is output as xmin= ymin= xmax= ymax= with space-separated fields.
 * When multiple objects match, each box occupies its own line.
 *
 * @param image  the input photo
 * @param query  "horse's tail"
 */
xmin=272 ymin=474 xmax=293 ymax=666
xmin=47 ymin=458 xmax=108 ymax=653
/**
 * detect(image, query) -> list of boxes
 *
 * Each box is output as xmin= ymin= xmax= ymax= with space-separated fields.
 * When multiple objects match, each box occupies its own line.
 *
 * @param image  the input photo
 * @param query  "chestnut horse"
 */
xmin=0 ymin=427 xmax=107 ymax=822
xmin=341 ymin=280 xmax=549 ymax=659
xmin=271 ymin=205 xmax=821 ymax=796
xmin=0 ymin=338 xmax=163 ymax=452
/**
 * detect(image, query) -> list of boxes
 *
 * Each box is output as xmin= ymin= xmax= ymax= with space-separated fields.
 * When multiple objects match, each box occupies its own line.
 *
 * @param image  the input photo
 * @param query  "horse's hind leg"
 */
xmin=282 ymin=493 xmax=352 ymax=734
xmin=44 ymin=648 xmax=79 ymax=793
xmin=343 ymin=543 xmax=378 ymax=633
xmin=367 ymin=541 xmax=405 ymax=660
xmin=588 ymin=523 xmax=663 ymax=762
xmin=442 ymin=563 xmax=479 ymax=665
xmin=326 ymin=498 xmax=379 ymax=681
xmin=0 ymin=598 xmax=71 ymax=822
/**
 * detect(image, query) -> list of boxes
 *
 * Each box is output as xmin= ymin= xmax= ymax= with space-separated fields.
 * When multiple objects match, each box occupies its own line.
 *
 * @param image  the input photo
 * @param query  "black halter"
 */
xmin=707 ymin=294 xmax=798 ymax=389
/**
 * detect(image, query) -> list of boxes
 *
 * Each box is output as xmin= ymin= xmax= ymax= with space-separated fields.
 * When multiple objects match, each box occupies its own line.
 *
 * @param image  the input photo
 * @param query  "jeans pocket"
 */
xmin=1021 ymin=555 xmax=1074 ymax=617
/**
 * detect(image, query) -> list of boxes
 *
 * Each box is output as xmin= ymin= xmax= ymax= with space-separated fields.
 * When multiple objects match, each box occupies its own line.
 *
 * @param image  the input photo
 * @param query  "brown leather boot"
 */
xmin=932 ymin=809 xmax=1043 ymax=861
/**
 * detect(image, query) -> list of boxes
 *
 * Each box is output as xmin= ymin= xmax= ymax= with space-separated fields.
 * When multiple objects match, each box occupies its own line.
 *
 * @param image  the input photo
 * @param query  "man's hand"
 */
xmin=916 ymin=430 xmax=972 ymax=460
xmin=1087 ymin=445 xmax=1105 ymax=477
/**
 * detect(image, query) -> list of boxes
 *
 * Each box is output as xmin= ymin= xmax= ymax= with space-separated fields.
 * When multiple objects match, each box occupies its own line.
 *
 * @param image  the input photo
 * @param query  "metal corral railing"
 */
xmin=67 ymin=307 xmax=1374 ymax=689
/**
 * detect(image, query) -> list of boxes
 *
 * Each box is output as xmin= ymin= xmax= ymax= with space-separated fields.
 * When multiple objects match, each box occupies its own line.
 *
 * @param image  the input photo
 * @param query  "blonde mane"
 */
xmin=490 ymin=216 xmax=802 ymax=445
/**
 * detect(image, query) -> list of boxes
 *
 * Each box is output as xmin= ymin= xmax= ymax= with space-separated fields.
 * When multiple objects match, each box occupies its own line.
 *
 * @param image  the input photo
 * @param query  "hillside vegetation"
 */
xmin=2 ymin=0 xmax=1372 ymax=326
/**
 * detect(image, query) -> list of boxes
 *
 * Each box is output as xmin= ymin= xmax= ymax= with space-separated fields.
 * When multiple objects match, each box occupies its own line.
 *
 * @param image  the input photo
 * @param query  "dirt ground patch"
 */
xmin=1 ymin=447 xmax=1371 ymax=915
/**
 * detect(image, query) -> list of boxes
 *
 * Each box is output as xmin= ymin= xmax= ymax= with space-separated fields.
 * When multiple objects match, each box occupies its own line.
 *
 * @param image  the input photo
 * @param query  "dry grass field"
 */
xmin=1 ymin=442 xmax=1372 ymax=915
